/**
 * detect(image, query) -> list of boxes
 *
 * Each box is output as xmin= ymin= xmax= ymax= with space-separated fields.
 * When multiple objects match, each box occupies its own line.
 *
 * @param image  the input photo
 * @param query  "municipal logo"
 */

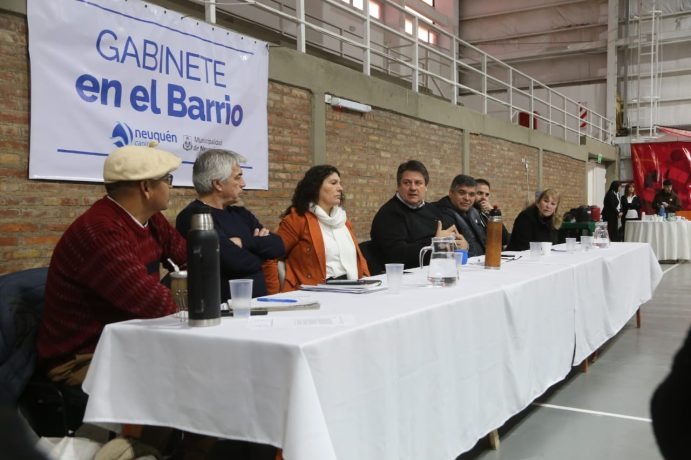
xmin=111 ymin=122 xmax=133 ymax=148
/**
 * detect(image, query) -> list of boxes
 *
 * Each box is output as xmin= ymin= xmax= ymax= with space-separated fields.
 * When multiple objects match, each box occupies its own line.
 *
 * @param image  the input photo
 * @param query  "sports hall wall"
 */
xmin=0 ymin=8 xmax=615 ymax=274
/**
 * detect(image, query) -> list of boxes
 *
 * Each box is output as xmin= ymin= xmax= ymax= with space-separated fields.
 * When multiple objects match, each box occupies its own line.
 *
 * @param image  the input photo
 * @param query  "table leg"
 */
xmin=488 ymin=429 xmax=500 ymax=450
xmin=636 ymin=309 xmax=641 ymax=328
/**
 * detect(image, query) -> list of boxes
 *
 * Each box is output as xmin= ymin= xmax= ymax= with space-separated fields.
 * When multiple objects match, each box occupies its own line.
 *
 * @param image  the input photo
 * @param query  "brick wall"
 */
xmin=325 ymin=107 xmax=464 ymax=240
xmin=242 ymin=82 xmax=313 ymax=229
xmin=0 ymin=13 xmax=312 ymax=274
xmin=469 ymin=134 xmax=539 ymax=231
xmin=0 ymin=11 xmax=589 ymax=274
xmin=543 ymin=151 xmax=587 ymax=215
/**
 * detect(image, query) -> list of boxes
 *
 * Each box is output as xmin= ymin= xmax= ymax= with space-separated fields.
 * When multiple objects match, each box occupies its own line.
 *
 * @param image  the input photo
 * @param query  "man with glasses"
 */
xmin=38 ymin=142 xmax=186 ymax=394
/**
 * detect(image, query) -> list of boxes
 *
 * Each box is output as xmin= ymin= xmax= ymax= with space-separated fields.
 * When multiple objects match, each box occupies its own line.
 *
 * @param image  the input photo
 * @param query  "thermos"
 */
xmin=484 ymin=206 xmax=502 ymax=270
xmin=187 ymin=207 xmax=221 ymax=327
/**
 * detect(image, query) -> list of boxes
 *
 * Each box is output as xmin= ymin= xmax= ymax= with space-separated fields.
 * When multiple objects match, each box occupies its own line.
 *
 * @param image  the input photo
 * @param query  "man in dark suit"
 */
xmin=602 ymin=180 xmax=622 ymax=242
xmin=434 ymin=175 xmax=486 ymax=257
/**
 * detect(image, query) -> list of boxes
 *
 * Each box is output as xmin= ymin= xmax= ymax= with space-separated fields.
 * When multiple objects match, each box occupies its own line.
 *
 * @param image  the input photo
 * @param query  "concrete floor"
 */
xmin=458 ymin=261 xmax=690 ymax=460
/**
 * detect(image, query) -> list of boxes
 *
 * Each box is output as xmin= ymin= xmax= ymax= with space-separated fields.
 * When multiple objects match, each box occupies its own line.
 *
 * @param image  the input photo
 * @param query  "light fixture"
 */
xmin=324 ymin=94 xmax=371 ymax=113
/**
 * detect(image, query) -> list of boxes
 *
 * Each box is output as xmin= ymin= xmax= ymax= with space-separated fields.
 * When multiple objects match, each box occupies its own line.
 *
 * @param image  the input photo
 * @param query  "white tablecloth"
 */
xmin=625 ymin=220 xmax=691 ymax=260
xmin=83 ymin=243 xmax=661 ymax=460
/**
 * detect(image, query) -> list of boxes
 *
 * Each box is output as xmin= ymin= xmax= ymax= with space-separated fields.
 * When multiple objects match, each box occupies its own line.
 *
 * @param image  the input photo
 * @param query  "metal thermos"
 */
xmin=484 ymin=206 xmax=502 ymax=270
xmin=187 ymin=208 xmax=221 ymax=327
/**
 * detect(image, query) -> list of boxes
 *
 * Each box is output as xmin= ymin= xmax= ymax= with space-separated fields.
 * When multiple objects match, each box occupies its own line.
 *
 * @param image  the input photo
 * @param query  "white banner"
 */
xmin=27 ymin=0 xmax=269 ymax=189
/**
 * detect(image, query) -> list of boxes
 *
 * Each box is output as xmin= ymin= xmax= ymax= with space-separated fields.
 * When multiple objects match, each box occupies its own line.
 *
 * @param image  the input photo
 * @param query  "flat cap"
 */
xmin=103 ymin=142 xmax=181 ymax=183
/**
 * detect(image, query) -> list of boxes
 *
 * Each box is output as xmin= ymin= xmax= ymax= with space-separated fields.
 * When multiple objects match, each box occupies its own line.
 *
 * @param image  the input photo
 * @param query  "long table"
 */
xmin=83 ymin=243 xmax=662 ymax=460
xmin=624 ymin=220 xmax=691 ymax=260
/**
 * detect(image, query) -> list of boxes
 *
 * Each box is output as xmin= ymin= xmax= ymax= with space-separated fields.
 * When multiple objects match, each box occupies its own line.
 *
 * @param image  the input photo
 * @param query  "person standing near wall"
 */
xmin=620 ymin=182 xmax=642 ymax=238
xmin=602 ymin=180 xmax=622 ymax=242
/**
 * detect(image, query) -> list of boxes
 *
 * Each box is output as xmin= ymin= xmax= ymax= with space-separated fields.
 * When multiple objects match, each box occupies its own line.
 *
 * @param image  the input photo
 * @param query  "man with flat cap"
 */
xmin=37 ymin=142 xmax=186 ymax=390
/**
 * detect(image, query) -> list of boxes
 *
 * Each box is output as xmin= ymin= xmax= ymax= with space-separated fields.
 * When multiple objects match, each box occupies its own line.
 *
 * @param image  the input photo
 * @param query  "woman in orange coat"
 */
xmin=265 ymin=165 xmax=369 ymax=293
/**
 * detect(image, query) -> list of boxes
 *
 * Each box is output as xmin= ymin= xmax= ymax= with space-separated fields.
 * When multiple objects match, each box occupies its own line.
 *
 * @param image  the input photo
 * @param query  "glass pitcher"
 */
xmin=593 ymin=222 xmax=610 ymax=249
xmin=419 ymin=236 xmax=457 ymax=287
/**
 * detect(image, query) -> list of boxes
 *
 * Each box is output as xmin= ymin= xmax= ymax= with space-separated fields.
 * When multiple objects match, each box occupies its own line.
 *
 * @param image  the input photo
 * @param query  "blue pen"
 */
xmin=256 ymin=297 xmax=298 ymax=303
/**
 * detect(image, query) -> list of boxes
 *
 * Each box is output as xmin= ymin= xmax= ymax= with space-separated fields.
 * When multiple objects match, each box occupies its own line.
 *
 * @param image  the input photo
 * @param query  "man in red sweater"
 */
xmin=37 ymin=142 xmax=186 ymax=388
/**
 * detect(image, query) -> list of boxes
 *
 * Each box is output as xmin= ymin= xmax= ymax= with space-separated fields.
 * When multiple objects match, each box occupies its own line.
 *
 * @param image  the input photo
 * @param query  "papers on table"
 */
xmin=300 ymin=281 xmax=386 ymax=294
xmin=221 ymin=295 xmax=320 ymax=313
xmin=251 ymin=298 xmax=321 ymax=312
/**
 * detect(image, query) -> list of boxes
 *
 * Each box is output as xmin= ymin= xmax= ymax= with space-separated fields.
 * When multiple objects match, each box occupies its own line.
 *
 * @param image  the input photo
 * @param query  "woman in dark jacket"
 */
xmin=507 ymin=189 xmax=562 ymax=251
xmin=602 ymin=180 xmax=622 ymax=242
xmin=620 ymin=182 xmax=642 ymax=239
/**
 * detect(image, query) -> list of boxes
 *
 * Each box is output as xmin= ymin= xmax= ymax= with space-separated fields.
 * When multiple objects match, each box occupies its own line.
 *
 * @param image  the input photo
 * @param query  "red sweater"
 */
xmin=37 ymin=197 xmax=187 ymax=368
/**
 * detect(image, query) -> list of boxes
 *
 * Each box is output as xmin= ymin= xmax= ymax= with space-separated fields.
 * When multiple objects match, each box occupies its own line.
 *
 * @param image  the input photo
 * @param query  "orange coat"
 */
xmin=263 ymin=208 xmax=370 ymax=293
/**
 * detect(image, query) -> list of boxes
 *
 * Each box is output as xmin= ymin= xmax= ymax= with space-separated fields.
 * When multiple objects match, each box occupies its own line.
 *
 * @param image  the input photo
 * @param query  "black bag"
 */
xmin=567 ymin=206 xmax=591 ymax=222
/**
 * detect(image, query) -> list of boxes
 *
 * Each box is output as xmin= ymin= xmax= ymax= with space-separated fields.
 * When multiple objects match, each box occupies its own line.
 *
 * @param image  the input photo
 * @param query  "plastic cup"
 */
xmin=581 ymin=236 xmax=594 ymax=251
xmin=540 ymin=242 xmax=552 ymax=255
xmin=529 ymin=242 xmax=542 ymax=258
xmin=169 ymin=270 xmax=188 ymax=321
xmin=455 ymin=249 xmax=468 ymax=266
xmin=385 ymin=263 xmax=404 ymax=295
xmin=565 ymin=238 xmax=577 ymax=253
xmin=229 ymin=279 xmax=253 ymax=318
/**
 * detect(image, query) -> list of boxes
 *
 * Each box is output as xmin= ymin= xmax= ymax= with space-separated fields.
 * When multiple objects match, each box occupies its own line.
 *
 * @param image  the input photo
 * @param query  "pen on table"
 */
xmin=256 ymin=298 xmax=298 ymax=303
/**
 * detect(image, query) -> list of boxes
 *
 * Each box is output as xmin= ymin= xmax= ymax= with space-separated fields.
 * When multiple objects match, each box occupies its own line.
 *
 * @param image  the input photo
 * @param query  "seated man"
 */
xmin=474 ymin=178 xmax=510 ymax=247
xmin=652 ymin=179 xmax=682 ymax=214
xmin=370 ymin=160 xmax=467 ymax=268
xmin=38 ymin=143 xmax=186 ymax=387
xmin=434 ymin=175 xmax=486 ymax=257
xmin=176 ymin=149 xmax=285 ymax=300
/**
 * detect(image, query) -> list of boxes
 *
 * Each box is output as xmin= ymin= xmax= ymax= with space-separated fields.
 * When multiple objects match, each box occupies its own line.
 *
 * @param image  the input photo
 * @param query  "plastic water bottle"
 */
xmin=658 ymin=205 xmax=666 ymax=221
xmin=187 ymin=207 xmax=221 ymax=327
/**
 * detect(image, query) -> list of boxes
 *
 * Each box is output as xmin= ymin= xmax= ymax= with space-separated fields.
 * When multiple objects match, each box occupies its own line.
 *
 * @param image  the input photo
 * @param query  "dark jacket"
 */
xmin=371 ymin=196 xmax=453 ymax=268
xmin=620 ymin=195 xmax=642 ymax=221
xmin=507 ymin=205 xmax=558 ymax=251
xmin=176 ymin=200 xmax=285 ymax=300
xmin=651 ymin=327 xmax=691 ymax=459
xmin=434 ymin=196 xmax=486 ymax=257
xmin=0 ymin=268 xmax=47 ymax=403
xmin=652 ymin=190 xmax=682 ymax=214
xmin=602 ymin=190 xmax=620 ymax=221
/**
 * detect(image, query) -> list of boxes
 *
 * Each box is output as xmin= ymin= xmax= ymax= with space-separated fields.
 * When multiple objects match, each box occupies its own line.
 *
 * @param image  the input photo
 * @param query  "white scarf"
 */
xmin=311 ymin=204 xmax=358 ymax=280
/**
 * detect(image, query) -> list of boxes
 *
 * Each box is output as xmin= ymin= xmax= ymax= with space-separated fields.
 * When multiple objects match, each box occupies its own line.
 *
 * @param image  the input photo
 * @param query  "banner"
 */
xmin=630 ymin=142 xmax=691 ymax=213
xmin=27 ymin=0 xmax=269 ymax=188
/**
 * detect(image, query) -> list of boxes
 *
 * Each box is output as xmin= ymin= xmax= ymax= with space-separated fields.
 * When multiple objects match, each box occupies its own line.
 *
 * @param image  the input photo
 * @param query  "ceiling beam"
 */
xmin=468 ymin=22 xmax=606 ymax=45
xmin=460 ymin=0 xmax=595 ymax=22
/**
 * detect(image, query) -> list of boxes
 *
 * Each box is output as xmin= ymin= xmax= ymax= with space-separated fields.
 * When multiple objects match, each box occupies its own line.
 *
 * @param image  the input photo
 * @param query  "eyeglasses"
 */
xmin=156 ymin=174 xmax=174 ymax=186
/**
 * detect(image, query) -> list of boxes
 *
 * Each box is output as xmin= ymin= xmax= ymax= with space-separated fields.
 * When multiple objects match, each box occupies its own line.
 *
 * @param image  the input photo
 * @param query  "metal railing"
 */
xmin=199 ymin=0 xmax=614 ymax=144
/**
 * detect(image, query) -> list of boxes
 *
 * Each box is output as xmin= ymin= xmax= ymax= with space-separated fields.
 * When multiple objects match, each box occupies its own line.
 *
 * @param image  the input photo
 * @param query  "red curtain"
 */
xmin=630 ymin=142 xmax=691 ymax=213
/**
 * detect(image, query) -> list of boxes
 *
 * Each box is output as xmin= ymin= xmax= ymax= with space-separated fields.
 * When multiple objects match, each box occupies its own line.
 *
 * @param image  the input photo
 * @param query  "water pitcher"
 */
xmin=593 ymin=222 xmax=610 ymax=249
xmin=419 ymin=236 xmax=457 ymax=287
